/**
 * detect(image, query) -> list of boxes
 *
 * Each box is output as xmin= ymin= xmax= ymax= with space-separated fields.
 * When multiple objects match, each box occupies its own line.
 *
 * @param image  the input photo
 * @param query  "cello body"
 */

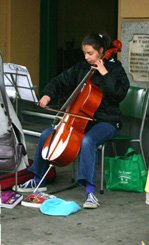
xmin=42 ymin=79 xmax=103 ymax=167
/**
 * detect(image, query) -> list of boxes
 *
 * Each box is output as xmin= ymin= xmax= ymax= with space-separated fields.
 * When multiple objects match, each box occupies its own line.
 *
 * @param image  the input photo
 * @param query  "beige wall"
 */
xmin=0 ymin=0 xmax=40 ymax=90
xmin=118 ymin=0 xmax=149 ymax=37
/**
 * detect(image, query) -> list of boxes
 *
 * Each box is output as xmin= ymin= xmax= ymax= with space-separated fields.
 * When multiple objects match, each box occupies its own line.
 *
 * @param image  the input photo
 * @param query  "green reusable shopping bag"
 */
xmin=105 ymin=148 xmax=147 ymax=192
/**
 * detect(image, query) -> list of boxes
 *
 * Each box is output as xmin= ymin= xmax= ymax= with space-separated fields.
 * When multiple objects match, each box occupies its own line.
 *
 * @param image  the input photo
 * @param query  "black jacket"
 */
xmin=42 ymin=58 xmax=130 ymax=126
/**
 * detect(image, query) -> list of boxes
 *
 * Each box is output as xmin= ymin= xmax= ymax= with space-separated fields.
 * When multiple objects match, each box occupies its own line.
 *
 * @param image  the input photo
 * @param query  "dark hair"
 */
xmin=81 ymin=33 xmax=112 ymax=52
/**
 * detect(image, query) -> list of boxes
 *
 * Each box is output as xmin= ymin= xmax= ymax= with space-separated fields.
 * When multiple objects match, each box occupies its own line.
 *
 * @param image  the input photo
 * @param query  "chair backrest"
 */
xmin=119 ymin=86 xmax=149 ymax=139
xmin=120 ymin=86 xmax=149 ymax=119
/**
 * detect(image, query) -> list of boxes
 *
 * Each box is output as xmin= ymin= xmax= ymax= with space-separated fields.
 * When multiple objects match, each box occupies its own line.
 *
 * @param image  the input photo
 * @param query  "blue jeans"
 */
xmin=77 ymin=122 xmax=118 ymax=186
xmin=28 ymin=122 xmax=118 ymax=185
xmin=28 ymin=127 xmax=53 ymax=183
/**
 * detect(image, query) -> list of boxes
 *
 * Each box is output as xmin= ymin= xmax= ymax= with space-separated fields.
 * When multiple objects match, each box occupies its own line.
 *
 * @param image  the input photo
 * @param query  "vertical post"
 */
xmin=39 ymin=0 xmax=58 ymax=93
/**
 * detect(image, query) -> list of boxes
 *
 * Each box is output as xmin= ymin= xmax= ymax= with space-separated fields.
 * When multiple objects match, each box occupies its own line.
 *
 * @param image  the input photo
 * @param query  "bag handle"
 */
xmin=114 ymin=148 xmax=137 ymax=161
xmin=0 ymin=53 xmax=12 ymax=126
xmin=125 ymin=148 xmax=136 ymax=157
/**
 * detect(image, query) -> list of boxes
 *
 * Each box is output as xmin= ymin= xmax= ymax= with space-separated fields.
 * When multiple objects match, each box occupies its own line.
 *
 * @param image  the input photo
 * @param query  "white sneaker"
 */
xmin=12 ymin=179 xmax=47 ymax=193
xmin=83 ymin=193 xmax=100 ymax=209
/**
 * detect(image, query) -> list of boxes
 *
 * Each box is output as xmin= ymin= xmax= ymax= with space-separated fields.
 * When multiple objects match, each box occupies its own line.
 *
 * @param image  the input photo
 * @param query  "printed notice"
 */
xmin=129 ymin=34 xmax=149 ymax=82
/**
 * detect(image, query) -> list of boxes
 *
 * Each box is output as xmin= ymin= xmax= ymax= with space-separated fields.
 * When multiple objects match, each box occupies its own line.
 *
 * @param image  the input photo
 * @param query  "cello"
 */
xmin=42 ymin=40 xmax=122 ymax=167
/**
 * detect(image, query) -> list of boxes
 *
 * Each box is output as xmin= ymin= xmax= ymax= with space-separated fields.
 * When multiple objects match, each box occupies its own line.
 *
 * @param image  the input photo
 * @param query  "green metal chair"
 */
xmin=99 ymin=86 xmax=149 ymax=194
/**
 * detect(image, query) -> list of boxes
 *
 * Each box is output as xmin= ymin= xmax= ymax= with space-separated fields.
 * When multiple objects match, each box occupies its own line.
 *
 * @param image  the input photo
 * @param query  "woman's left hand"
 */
xmin=92 ymin=59 xmax=108 ymax=76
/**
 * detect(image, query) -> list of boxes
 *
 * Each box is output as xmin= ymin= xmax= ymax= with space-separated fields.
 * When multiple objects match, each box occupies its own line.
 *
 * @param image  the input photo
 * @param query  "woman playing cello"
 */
xmin=13 ymin=32 xmax=130 ymax=209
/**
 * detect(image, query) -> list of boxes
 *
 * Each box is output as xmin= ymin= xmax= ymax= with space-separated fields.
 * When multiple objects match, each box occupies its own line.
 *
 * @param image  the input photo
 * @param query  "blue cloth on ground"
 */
xmin=40 ymin=197 xmax=81 ymax=216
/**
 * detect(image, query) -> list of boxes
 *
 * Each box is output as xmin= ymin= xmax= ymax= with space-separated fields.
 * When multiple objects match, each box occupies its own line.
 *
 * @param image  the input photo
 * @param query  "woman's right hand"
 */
xmin=38 ymin=95 xmax=51 ymax=108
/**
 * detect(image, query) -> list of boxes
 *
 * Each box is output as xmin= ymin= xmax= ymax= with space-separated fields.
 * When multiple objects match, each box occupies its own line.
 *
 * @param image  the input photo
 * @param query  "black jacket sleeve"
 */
xmin=41 ymin=62 xmax=85 ymax=100
xmin=101 ymin=60 xmax=130 ymax=103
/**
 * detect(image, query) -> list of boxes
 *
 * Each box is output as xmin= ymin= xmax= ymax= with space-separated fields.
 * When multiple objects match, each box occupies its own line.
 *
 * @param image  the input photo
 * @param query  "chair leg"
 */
xmin=71 ymin=156 xmax=80 ymax=183
xmin=14 ymin=171 xmax=18 ymax=192
xmin=139 ymin=141 xmax=147 ymax=169
xmin=71 ymin=159 xmax=76 ymax=183
xmin=131 ymin=139 xmax=147 ymax=169
xmin=100 ymin=144 xmax=105 ymax=194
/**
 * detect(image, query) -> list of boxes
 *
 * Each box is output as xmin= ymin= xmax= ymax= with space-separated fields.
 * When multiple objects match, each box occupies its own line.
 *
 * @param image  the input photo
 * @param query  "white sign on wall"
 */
xmin=129 ymin=34 xmax=149 ymax=82
xmin=121 ymin=20 xmax=149 ymax=85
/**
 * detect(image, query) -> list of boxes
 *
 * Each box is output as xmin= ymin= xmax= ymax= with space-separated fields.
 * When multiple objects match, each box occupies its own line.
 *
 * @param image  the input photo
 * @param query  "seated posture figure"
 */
xmin=13 ymin=33 xmax=130 ymax=209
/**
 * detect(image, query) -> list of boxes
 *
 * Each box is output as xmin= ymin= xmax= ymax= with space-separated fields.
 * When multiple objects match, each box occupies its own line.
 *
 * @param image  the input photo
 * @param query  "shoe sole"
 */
xmin=12 ymin=186 xmax=47 ymax=193
xmin=83 ymin=201 xmax=100 ymax=209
